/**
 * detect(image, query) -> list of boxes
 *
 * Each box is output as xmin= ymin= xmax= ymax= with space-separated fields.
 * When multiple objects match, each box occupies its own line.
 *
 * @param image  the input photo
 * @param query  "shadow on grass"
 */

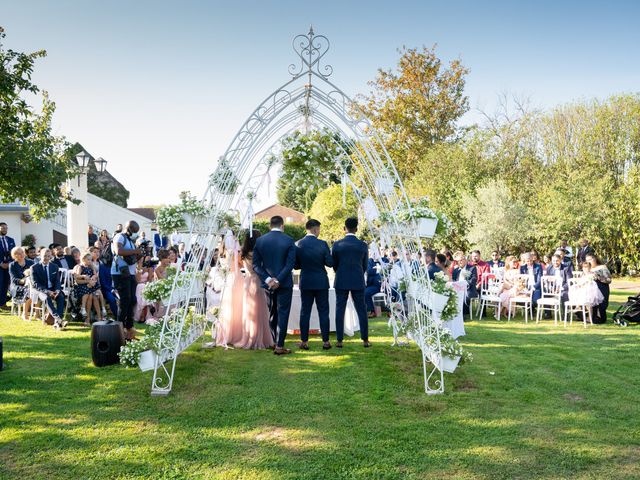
xmin=1 ymin=314 xmax=639 ymax=479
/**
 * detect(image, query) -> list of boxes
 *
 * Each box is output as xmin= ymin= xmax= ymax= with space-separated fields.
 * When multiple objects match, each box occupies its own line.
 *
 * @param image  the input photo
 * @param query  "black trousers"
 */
xmin=114 ymin=275 xmax=137 ymax=329
xmin=335 ymin=289 xmax=368 ymax=342
xmin=299 ymin=289 xmax=330 ymax=342
xmin=268 ymin=287 xmax=293 ymax=348
xmin=592 ymin=282 xmax=609 ymax=324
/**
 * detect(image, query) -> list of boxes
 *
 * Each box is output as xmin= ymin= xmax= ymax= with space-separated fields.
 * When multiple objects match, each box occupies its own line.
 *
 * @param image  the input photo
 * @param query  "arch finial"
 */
xmin=288 ymin=27 xmax=333 ymax=79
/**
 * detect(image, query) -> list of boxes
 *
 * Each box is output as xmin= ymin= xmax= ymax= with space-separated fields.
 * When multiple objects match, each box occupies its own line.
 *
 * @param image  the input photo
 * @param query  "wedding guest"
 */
xmin=332 ymin=217 xmax=370 ymax=348
xmin=235 ymin=230 xmax=274 ymax=350
xmin=73 ymin=251 xmax=103 ymax=325
xmin=586 ymin=254 xmax=611 ymax=324
xmin=452 ymin=251 xmax=478 ymax=315
xmin=423 ymin=248 xmax=441 ymax=280
xmin=487 ymin=251 xmax=505 ymax=269
xmin=52 ymin=244 xmax=75 ymax=270
xmin=153 ymin=249 xmax=172 ymax=280
xmin=519 ymin=252 xmax=543 ymax=307
xmin=0 ymin=222 xmax=16 ymax=310
xmin=499 ymin=256 xmax=521 ymax=315
xmin=88 ymin=247 xmax=109 ymax=319
xmin=88 ymin=225 xmax=98 ymax=247
xmin=545 ymin=254 xmax=572 ymax=302
xmin=470 ymin=250 xmax=490 ymax=290
xmin=134 ymin=255 xmax=154 ymax=322
xmin=559 ymin=239 xmax=573 ymax=259
xmin=9 ymin=246 xmax=33 ymax=319
xmin=555 ymin=249 xmax=574 ymax=275
xmin=434 ymin=253 xmax=448 ymax=277
xmin=365 ymin=255 xmax=382 ymax=319
xmin=98 ymin=258 xmax=118 ymax=319
xmin=31 ymin=248 xmax=66 ymax=329
xmin=576 ymin=238 xmax=595 ymax=266
xmin=26 ymin=246 xmax=38 ymax=262
xmin=294 ymin=219 xmax=333 ymax=349
xmin=253 ymin=216 xmax=296 ymax=354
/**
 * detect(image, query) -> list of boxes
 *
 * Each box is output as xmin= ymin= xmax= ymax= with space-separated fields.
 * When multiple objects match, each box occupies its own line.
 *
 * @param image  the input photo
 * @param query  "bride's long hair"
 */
xmin=240 ymin=230 xmax=261 ymax=259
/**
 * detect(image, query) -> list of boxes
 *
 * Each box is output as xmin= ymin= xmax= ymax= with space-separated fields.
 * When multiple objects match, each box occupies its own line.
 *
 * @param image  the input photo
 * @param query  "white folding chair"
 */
xmin=537 ymin=275 xmax=562 ymax=325
xmin=60 ymin=268 xmax=74 ymax=315
xmin=469 ymin=273 xmax=495 ymax=320
xmin=508 ymin=274 xmax=534 ymax=323
xmin=28 ymin=278 xmax=47 ymax=322
xmin=10 ymin=298 xmax=24 ymax=319
xmin=479 ymin=278 xmax=503 ymax=320
xmin=572 ymin=271 xmax=584 ymax=279
xmin=564 ymin=278 xmax=593 ymax=328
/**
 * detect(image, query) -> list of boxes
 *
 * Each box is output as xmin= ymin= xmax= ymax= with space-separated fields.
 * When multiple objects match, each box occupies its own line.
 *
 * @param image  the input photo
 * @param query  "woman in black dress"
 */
xmin=586 ymin=254 xmax=612 ymax=324
xmin=9 ymin=246 xmax=33 ymax=319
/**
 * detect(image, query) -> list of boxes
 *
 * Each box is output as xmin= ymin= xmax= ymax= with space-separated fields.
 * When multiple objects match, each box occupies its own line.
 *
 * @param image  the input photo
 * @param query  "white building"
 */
xmin=0 ymin=194 xmax=154 ymax=248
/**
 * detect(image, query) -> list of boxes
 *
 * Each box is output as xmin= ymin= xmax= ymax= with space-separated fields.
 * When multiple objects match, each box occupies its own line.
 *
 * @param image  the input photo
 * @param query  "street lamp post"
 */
xmin=66 ymin=151 xmax=108 ymax=249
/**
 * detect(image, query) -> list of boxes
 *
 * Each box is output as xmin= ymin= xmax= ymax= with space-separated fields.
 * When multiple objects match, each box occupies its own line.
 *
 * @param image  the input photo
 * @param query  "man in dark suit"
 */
xmin=519 ymin=252 xmax=543 ymax=306
xmin=253 ymin=216 xmax=296 ymax=355
xmin=332 ymin=217 xmax=370 ymax=348
xmin=576 ymin=239 xmax=595 ymax=266
xmin=295 ymin=219 xmax=333 ymax=350
xmin=0 ymin=222 xmax=16 ymax=310
xmin=51 ymin=244 xmax=76 ymax=270
xmin=31 ymin=248 xmax=67 ymax=328
xmin=452 ymin=253 xmax=478 ymax=315
xmin=546 ymin=254 xmax=572 ymax=302
xmin=487 ymin=251 xmax=505 ymax=269
xmin=423 ymin=248 xmax=442 ymax=280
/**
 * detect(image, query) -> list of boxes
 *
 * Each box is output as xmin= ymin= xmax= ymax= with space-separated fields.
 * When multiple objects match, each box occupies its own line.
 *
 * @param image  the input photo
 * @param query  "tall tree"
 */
xmin=0 ymin=27 xmax=78 ymax=219
xmin=359 ymin=45 xmax=469 ymax=178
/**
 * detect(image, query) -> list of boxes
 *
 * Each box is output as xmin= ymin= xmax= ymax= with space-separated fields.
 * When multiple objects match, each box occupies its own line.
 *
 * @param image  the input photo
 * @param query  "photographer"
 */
xmin=111 ymin=221 xmax=143 ymax=341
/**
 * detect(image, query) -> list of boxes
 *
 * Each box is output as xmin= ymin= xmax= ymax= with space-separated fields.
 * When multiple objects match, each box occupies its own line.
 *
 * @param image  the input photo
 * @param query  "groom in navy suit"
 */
xmin=295 ymin=219 xmax=333 ymax=350
xmin=253 ymin=216 xmax=296 ymax=355
xmin=332 ymin=217 xmax=370 ymax=348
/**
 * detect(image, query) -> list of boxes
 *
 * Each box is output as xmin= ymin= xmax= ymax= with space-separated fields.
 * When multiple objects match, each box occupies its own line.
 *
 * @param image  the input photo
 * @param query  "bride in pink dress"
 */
xmin=215 ymin=233 xmax=245 ymax=346
xmin=235 ymin=230 xmax=274 ymax=350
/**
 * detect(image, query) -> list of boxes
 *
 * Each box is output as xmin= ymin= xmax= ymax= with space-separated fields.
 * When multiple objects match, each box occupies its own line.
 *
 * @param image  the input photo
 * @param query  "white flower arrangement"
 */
xmin=426 ymin=328 xmax=473 ymax=363
xmin=209 ymin=157 xmax=240 ymax=194
xmin=397 ymin=197 xmax=437 ymax=222
xmin=156 ymin=192 xmax=210 ymax=234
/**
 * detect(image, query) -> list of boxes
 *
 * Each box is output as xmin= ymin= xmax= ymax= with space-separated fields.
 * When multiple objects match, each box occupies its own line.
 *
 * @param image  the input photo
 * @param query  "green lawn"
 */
xmin=1 ymin=285 xmax=639 ymax=480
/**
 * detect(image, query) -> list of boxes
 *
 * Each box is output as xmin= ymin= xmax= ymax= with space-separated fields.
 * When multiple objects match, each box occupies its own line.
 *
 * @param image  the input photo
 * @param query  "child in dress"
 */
xmin=73 ymin=252 xmax=103 ymax=325
xmin=577 ymin=262 xmax=604 ymax=306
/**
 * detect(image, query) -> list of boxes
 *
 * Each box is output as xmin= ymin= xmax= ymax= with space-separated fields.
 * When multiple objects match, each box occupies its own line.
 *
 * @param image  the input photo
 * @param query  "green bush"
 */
xmin=250 ymin=220 xmax=306 ymax=241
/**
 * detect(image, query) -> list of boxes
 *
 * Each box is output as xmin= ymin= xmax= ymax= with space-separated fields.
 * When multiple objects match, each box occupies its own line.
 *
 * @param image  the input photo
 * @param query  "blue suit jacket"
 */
xmin=295 ymin=235 xmax=333 ymax=290
xmin=253 ymin=230 xmax=296 ymax=288
xmin=0 ymin=235 xmax=16 ymax=263
xmin=366 ymin=259 xmax=382 ymax=289
xmin=488 ymin=260 xmax=505 ymax=268
xmin=32 ymin=262 xmax=61 ymax=292
xmin=332 ymin=235 xmax=368 ymax=290
xmin=426 ymin=262 xmax=443 ymax=280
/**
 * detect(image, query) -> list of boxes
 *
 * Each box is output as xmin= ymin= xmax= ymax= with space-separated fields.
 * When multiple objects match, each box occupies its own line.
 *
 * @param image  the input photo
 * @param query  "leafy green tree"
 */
xmin=462 ymin=181 xmax=533 ymax=256
xmin=276 ymin=129 xmax=350 ymax=212
xmin=307 ymin=184 xmax=359 ymax=242
xmin=0 ymin=27 xmax=78 ymax=219
xmin=359 ymin=45 xmax=469 ymax=178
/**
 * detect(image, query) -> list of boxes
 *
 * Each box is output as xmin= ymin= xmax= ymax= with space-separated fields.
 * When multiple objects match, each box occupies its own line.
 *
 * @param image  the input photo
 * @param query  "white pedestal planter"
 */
xmin=428 ymin=291 xmax=449 ymax=314
xmin=375 ymin=177 xmax=395 ymax=194
xmin=138 ymin=350 xmax=157 ymax=372
xmin=428 ymin=351 xmax=461 ymax=373
xmin=415 ymin=217 xmax=438 ymax=238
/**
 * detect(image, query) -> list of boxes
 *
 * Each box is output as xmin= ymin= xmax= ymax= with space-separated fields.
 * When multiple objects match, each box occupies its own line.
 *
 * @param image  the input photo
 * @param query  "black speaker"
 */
xmin=91 ymin=321 xmax=125 ymax=367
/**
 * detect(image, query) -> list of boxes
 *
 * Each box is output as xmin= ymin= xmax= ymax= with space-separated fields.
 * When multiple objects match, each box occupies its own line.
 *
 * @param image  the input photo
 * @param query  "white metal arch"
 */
xmin=150 ymin=28 xmax=447 ymax=396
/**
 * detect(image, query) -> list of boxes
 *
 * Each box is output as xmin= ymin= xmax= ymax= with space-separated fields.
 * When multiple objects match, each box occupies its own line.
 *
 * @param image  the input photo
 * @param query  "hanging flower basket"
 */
xmin=138 ymin=349 xmax=157 ymax=372
xmin=441 ymin=354 xmax=461 ymax=373
xmin=375 ymin=177 xmax=395 ymax=194
xmin=416 ymin=217 xmax=438 ymax=238
xmin=428 ymin=291 xmax=449 ymax=314
xmin=182 ymin=213 xmax=194 ymax=232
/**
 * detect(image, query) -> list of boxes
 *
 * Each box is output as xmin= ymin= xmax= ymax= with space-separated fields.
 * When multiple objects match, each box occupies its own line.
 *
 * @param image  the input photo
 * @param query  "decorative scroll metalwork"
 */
xmin=288 ymin=26 xmax=333 ymax=79
xmin=150 ymin=28 xmax=449 ymax=397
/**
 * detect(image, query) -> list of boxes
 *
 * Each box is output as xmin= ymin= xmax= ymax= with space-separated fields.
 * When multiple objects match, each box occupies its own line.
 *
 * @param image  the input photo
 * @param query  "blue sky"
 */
xmin=2 ymin=0 xmax=639 ymax=207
